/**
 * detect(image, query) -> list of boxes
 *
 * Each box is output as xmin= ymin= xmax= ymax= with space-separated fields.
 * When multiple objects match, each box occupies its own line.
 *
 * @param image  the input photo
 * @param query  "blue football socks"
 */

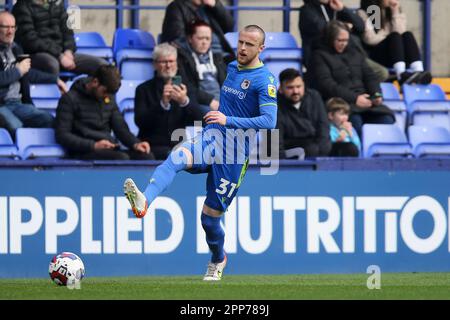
xmin=201 ymin=213 xmax=225 ymax=263
xmin=143 ymin=149 xmax=188 ymax=204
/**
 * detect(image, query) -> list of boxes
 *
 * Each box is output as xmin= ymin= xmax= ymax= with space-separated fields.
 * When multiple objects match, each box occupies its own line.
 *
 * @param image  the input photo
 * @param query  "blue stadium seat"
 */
xmin=120 ymin=60 xmax=154 ymax=81
xmin=74 ymin=32 xmax=113 ymax=62
xmin=123 ymin=111 xmax=138 ymax=136
xmin=0 ymin=128 xmax=19 ymax=159
xmin=380 ymin=83 xmax=407 ymax=131
xmin=29 ymin=84 xmax=62 ymax=116
xmin=362 ymin=124 xmax=412 ymax=158
xmin=402 ymin=84 xmax=450 ymax=131
xmin=115 ymin=80 xmax=143 ymax=112
xmin=16 ymin=128 xmax=65 ymax=160
xmin=408 ymin=125 xmax=450 ymax=158
xmin=224 ymin=32 xmax=239 ymax=50
xmin=112 ymin=29 xmax=155 ymax=79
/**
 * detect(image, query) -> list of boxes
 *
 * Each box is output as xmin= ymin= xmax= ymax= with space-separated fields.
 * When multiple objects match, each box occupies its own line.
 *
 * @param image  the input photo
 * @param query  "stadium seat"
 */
xmin=408 ymin=125 xmax=450 ymax=158
xmin=16 ymin=128 xmax=65 ymax=160
xmin=29 ymin=84 xmax=62 ymax=116
xmin=0 ymin=128 xmax=19 ymax=159
xmin=121 ymin=60 xmax=154 ymax=81
xmin=224 ymin=32 xmax=239 ymax=50
xmin=262 ymin=33 xmax=302 ymax=80
xmin=123 ymin=111 xmax=138 ymax=136
xmin=362 ymin=124 xmax=412 ymax=158
xmin=380 ymin=82 xmax=407 ymax=131
xmin=402 ymin=84 xmax=450 ymax=131
xmin=74 ymin=32 xmax=114 ymax=62
xmin=115 ymin=80 xmax=143 ymax=112
xmin=112 ymin=29 xmax=155 ymax=80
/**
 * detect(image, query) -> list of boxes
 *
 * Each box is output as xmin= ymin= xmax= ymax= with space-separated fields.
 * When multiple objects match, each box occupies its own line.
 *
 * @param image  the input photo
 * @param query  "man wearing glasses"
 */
xmin=134 ymin=43 xmax=199 ymax=160
xmin=0 ymin=11 xmax=66 ymax=136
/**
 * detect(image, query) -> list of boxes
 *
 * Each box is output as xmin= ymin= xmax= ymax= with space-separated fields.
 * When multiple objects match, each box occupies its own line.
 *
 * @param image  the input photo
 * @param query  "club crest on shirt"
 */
xmin=241 ymin=79 xmax=251 ymax=90
xmin=268 ymin=84 xmax=276 ymax=98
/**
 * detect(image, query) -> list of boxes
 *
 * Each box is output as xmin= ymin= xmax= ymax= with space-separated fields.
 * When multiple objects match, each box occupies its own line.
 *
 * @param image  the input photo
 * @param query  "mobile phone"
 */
xmin=16 ymin=54 xmax=30 ymax=62
xmin=171 ymin=75 xmax=182 ymax=86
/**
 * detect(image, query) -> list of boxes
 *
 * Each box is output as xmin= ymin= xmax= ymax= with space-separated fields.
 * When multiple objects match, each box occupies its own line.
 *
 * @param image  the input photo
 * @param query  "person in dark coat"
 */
xmin=134 ymin=43 xmax=198 ymax=160
xmin=55 ymin=65 xmax=154 ymax=160
xmin=12 ymin=0 xmax=107 ymax=76
xmin=161 ymin=0 xmax=235 ymax=61
xmin=309 ymin=20 xmax=395 ymax=137
xmin=176 ymin=19 xmax=227 ymax=118
xmin=276 ymin=68 xmax=331 ymax=158
xmin=299 ymin=0 xmax=388 ymax=82
xmin=0 ymin=11 xmax=65 ymax=136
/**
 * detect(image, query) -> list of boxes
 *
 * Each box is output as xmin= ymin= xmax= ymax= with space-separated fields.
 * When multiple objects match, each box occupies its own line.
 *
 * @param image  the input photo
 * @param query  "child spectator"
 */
xmin=327 ymin=97 xmax=361 ymax=157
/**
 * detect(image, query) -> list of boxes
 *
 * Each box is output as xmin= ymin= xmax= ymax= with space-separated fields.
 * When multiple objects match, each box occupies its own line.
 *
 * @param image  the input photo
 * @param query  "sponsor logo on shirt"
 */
xmin=222 ymin=85 xmax=247 ymax=100
xmin=268 ymin=84 xmax=276 ymax=98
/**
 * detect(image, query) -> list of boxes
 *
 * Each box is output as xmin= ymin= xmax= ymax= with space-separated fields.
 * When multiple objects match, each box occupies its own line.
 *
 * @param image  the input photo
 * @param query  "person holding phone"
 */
xmin=0 ymin=11 xmax=66 ymax=136
xmin=310 ymin=21 xmax=395 ymax=138
xmin=134 ymin=43 xmax=197 ymax=160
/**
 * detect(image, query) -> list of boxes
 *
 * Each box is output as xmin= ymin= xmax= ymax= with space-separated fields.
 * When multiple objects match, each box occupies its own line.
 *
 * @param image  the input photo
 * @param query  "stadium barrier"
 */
xmin=1 ymin=159 xmax=450 ymax=277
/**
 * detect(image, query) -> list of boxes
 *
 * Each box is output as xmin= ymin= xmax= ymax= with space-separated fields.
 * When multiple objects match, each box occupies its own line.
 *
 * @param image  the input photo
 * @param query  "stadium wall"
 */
xmin=1 ymin=160 xmax=450 ymax=278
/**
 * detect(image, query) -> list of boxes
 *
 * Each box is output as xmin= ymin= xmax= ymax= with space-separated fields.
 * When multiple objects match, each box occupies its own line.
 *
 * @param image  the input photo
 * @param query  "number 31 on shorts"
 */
xmin=215 ymin=178 xmax=237 ymax=198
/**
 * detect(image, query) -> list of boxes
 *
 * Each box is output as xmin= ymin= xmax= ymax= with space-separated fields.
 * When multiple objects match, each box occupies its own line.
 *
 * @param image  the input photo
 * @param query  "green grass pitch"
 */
xmin=0 ymin=273 xmax=449 ymax=300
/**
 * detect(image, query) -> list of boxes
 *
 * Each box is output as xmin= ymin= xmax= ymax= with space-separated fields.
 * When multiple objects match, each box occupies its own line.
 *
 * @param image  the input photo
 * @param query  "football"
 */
xmin=48 ymin=252 xmax=85 ymax=286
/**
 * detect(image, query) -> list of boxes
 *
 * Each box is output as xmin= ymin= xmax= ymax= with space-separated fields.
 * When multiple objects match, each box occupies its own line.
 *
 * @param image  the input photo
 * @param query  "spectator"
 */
xmin=326 ymin=97 xmax=361 ymax=157
xmin=0 ymin=11 xmax=63 ymax=136
xmin=55 ymin=65 xmax=154 ymax=160
xmin=176 ymin=19 xmax=227 ymax=119
xmin=161 ymin=0 xmax=235 ymax=61
xmin=134 ymin=43 xmax=197 ymax=160
xmin=310 ymin=20 xmax=395 ymax=137
xmin=276 ymin=68 xmax=331 ymax=158
xmin=12 ymin=0 xmax=107 ymax=76
xmin=299 ymin=0 xmax=389 ymax=82
xmin=358 ymin=0 xmax=431 ymax=84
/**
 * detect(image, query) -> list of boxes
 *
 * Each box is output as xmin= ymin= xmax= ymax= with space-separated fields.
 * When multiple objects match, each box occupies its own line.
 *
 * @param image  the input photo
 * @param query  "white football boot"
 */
xmin=123 ymin=178 xmax=148 ymax=218
xmin=203 ymin=254 xmax=227 ymax=281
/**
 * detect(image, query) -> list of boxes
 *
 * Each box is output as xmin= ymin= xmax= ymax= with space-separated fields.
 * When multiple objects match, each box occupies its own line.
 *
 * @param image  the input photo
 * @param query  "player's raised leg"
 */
xmin=124 ymin=147 xmax=192 ymax=218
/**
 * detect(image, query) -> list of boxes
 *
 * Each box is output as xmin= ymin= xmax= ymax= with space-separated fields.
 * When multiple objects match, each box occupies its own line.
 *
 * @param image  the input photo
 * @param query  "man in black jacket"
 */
xmin=277 ymin=68 xmax=331 ymax=158
xmin=161 ymin=0 xmax=235 ymax=61
xmin=55 ymin=65 xmax=154 ymax=160
xmin=135 ymin=43 xmax=198 ymax=160
xmin=299 ymin=0 xmax=388 ymax=82
xmin=0 ymin=11 xmax=65 ymax=136
xmin=12 ymin=0 xmax=107 ymax=76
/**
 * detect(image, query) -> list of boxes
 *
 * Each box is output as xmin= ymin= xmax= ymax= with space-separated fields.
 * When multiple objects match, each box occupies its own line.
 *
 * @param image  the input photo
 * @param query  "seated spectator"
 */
xmin=358 ymin=0 xmax=431 ymax=84
xmin=0 ymin=11 xmax=63 ymax=136
xmin=55 ymin=65 xmax=154 ymax=160
xmin=327 ymin=97 xmax=361 ymax=157
xmin=276 ymin=68 xmax=331 ymax=158
xmin=12 ymin=0 xmax=107 ymax=76
xmin=0 ymin=113 xmax=10 ymax=135
xmin=135 ymin=43 xmax=198 ymax=160
xmin=310 ymin=20 xmax=395 ymax=137
xmin=176 ymin=19 xmax=227 ymax=119
xmin=299 ymin=0 xmax=389 ymax=82
xmin=161 ymin=0 xmax=235 ymax=61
